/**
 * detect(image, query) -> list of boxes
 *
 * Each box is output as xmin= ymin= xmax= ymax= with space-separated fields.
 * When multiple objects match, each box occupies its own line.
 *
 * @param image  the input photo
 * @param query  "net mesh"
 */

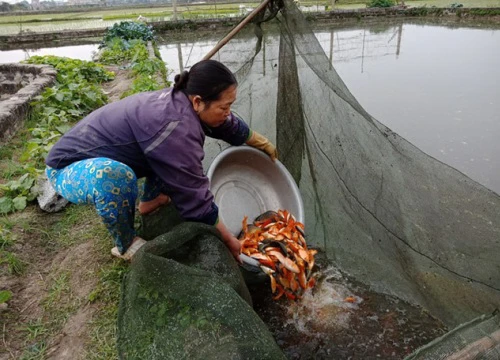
xmin=406 ymin=311 xmax=500 ymax=359
xmin=118 ymin=207 xmax=285 ymax=359
xmin=212 ymin=0 xmax=500 ymax=327
xmin=118 ymin=1 xmax=500 ymax=358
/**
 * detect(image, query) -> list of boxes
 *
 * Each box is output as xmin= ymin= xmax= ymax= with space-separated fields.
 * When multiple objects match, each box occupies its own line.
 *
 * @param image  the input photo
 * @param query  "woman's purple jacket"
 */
xmin=45 ymin=88 xmax=250 ymax=225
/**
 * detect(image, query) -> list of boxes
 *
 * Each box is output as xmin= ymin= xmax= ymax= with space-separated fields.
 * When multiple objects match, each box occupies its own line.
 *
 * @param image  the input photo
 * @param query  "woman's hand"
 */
xmin=223 ymin=236 xmax=242 ymax=264
xmin=246 ymin=130 xmax=278 ymax=161
xmin=215 ymin=220 xmax=242 ymax=264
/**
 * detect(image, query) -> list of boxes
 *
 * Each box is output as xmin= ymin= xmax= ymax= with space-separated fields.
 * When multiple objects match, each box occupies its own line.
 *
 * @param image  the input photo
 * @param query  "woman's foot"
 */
xmin=138 ymin=193 xmax=171 ymax=215
xmin=111 ymin=236 xmax=146 ymax=261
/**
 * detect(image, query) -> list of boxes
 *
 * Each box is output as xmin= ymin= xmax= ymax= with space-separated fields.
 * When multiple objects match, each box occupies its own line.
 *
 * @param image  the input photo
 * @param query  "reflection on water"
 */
xmin=249 ymin=262 xmax=447 ymax=359
xmin=325 ymin=24 xmax=500 ymax=197
xmin=1 ymin=20 xmax=499 ymax=195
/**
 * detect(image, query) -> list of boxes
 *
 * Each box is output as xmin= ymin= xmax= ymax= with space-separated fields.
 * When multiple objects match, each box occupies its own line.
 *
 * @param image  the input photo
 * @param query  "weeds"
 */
xmin=0 ymin=160 xmax=25 ymax=180
xmin=367 ymin=0 xmax=395 ymax=7
xmin=469 ymin=8 xmax=500 ymax=15
xmin=0 ymin=250 xmax=27 ymax=275
xmin=0 ymin=224 xmax=15 ymax=248
xmin=0 ymin=219 xmax=27 ymax=276
xmin=23 ymin=319 xmax=49 ymax=342
xmin=19 ymin=340 xmax=47 ymax=360
xmin=0 ymin=140 xmax=17 ymax=159
xmin=46 ymin=206 xmax=99 ymax=247
xmin=87 ymin=253 xmax=129 ymax=360
xmin=44 ymin=272 xmax=71 ymax=308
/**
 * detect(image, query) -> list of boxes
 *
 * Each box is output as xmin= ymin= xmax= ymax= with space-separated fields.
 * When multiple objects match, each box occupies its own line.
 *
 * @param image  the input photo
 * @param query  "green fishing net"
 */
xmin=118 ymin=206 xmax=285 ymax=359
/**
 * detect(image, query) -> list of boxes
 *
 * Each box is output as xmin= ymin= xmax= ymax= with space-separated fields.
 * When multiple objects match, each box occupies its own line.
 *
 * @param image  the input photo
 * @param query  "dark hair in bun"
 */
xmin=173 ymin=70 xmax=189 ymax=91
xmin=173 ymin=60 xmax=237 ymax=102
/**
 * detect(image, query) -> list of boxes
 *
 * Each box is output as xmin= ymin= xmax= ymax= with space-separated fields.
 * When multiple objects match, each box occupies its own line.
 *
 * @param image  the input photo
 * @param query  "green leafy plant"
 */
xmin=367 ymin=0 xmax=395 ymax=7
xmin=0 ymin=56 xmax=114 ymax=214
xmin=99 ymin=37 xmax=131 ymax=65
xmin=0 ymin=173 xmax=36 ymax=213
xmin=98 ymin=35 xmax=168 ymax=99
xmin=99 ymin=38 xmax=150 ymax=66
xmin=26 ymin=56 xmax=114 ymax=84
xmin=131 ymin=58 xmax=163 ymax=76
xmin=100 ymin=21 xmax=155 ymax=48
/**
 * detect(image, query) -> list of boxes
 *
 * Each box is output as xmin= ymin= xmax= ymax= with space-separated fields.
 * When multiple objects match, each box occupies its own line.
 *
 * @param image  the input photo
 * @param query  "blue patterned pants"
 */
xmin=46 ymin=158 xmax=167 ymax=254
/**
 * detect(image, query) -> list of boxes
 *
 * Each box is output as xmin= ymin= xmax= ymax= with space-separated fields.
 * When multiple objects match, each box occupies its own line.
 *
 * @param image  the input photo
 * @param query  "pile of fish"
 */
xmin=239 ymin=210 xmax=317 ymax=300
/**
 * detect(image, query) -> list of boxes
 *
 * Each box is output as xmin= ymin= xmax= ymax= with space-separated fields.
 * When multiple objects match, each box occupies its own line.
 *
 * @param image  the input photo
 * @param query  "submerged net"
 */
xmin=118 ymin=1 xmax=500 ymax=358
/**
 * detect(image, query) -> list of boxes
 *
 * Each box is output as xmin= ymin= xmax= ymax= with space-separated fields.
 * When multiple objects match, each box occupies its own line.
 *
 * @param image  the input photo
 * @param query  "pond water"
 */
xmin=0 ymin=19 xmax=119 ymax=36
xmin=2 ymin=19 xmax=498 ymax=195
xmin=248 ymin=263 xmax=447 ymax=359
xmin=1 ymin=44 xmax=99 ymax=63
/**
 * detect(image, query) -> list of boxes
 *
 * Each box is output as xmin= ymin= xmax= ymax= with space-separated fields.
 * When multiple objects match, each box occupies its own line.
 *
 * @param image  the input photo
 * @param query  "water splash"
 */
xmin=286 ymin=266 xmax=363 ymax=335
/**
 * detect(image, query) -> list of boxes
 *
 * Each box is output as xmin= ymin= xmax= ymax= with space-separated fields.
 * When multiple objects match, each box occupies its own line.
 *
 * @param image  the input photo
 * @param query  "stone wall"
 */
xmin=0 ymin=63 xmax=56 ymax=143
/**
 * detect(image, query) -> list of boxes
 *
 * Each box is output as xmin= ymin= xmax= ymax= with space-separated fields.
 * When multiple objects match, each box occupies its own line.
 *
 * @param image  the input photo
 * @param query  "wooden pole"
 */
xmin=177 ymin=42 xmax=183 ymax=72
xmin=203 ymin=0 xmax=272 ymax=61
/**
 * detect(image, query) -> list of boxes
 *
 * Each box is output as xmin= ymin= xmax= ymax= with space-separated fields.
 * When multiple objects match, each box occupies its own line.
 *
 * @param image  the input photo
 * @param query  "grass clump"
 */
xmin=469 ymin=8 xmax=500 ymax=15
xmin=367 ymin=0 xmax=396 ymax=7
xmin=0 ymin=250 xmax=27 ymax=275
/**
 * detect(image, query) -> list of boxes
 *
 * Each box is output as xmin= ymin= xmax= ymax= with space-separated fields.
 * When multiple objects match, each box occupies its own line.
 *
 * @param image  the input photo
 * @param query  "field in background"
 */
xmin=0 ymin=0 xmax=499 ymax=35
xmin=1 ymin=0 xmax=499 ymax=24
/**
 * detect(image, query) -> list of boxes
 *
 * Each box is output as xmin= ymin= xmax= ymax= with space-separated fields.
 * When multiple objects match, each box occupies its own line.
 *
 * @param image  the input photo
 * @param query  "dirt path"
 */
xmin=101 ymin=65 xmax=134 ymax=103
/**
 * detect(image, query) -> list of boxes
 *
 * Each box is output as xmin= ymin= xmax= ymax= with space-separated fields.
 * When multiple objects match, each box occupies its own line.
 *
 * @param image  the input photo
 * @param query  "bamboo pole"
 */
xmin=202 ymin=0 xmax=272 ymax=61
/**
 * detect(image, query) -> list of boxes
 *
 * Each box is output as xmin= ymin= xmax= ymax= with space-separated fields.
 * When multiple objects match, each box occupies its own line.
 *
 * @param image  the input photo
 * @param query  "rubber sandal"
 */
xmin=111 ymin=238 xmax=147 ymax=261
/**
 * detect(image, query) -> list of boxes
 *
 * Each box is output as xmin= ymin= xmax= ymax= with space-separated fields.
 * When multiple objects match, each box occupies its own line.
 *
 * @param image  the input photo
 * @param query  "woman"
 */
xmin=45 ymin=60 xmax=277 ymax=261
